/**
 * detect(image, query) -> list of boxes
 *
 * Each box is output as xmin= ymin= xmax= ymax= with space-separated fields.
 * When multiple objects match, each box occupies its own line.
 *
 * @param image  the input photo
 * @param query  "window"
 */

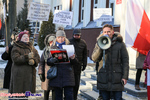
xmin=33 ymin=22 xmax=39 ymax=27
xmin=110 ymin=3 xmax=114 ymax=16
xmin=54 ymin=5 xmax=62 ymax=11
xmin=95 ymin=0 xmax=98 ymax=4
xmin=93 ymin=0 xmax=98 ymax=8
xmin=82 ymin=0 xmax=84 ymax=7
xmin=71 ymin=0 xmax=73 ymax=11
xmin=81 ymin=0 xmax=84 ymax=21
xmin=59 ymin=5 xmax=62 ymax=10
xmin=54 ymin=7 xmax=56 ymax=12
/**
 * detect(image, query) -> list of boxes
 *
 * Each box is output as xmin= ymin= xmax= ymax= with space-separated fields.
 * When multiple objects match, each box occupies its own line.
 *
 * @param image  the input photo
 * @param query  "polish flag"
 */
xmin=125 ymin=0 xmax=150 ymax=56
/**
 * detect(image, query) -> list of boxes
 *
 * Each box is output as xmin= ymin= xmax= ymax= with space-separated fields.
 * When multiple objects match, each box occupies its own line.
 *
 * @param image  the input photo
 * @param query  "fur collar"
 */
xmin=14 ymin=41 xmax=32 ymax=51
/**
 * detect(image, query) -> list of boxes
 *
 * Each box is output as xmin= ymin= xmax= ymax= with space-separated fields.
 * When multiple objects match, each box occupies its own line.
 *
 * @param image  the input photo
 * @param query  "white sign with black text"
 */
xmin=27 ymin=2 xmax=51 ymax=21
xmin=93 ymin=8 xmax=112 ymax=22
xmin=53 ymin=10 xmax=73 ymax=26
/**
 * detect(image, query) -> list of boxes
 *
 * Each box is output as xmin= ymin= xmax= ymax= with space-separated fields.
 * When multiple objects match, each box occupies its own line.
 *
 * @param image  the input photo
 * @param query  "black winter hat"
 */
xmin=73 ymin=29 xmax=81 ymax=35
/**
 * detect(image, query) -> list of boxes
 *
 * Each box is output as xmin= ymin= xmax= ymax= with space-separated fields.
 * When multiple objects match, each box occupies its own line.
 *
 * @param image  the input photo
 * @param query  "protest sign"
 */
xmin=27 ymin=2 xmax=50 ymax=21
xmin=53 ymin=10 xmax=73 ymax=25
xmin=93 ymin=8 xmax=112 ymax=22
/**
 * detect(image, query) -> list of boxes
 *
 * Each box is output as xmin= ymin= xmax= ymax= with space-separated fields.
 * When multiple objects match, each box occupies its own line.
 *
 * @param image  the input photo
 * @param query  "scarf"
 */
xmin=56 ymin=41 xmax=65 ymax=49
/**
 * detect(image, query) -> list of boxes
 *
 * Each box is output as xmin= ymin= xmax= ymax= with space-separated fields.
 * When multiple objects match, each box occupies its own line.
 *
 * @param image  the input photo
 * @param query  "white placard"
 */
xmin=93 ymin=8 xmax=112 ymax=22
xmin=3 ymin=3 xmax=6 ymax=20
xmin=53 ymin=10 xmax=73 ymax=25
xmin=27 ymin=2 xmax=51 ymax=21
xmin=62 ymin=45 xmax=75 ymax=57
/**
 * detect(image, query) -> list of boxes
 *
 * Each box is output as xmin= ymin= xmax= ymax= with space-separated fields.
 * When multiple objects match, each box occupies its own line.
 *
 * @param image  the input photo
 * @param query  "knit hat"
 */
xmin=73 ymin=29 xmax=81 ymax=35
xmin=56 ymin=27 xmax=66 ymax=37
xmin=18 ymin=31 xmax=29 ymax=41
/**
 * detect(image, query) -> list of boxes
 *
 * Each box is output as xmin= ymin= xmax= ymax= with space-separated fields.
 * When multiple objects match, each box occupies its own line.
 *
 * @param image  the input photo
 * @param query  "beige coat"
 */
xmin=38 ymin=34 xmax=55 ymax=90
xmin=38 ymin=53 xmax=51 ymax=90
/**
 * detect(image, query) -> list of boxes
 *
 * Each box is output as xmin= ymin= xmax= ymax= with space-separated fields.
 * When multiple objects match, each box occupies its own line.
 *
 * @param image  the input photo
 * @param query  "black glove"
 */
xmin=39 ymin=74 xmax=45 ymax=82
xmin=47 ymin=57 xmax=58 ymax=66
xmin=82 ymin=65 xmax=86 ymax=71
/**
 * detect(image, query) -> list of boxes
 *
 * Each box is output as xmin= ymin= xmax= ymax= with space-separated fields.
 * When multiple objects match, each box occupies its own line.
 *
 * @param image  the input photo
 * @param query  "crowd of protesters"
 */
xmin=1 ymin=24 xmax=149 ymax=100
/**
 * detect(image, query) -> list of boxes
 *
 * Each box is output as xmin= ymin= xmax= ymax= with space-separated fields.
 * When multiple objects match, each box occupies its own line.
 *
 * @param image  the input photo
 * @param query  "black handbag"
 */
xmin=47 ymin=66 xmax=57 ymax=80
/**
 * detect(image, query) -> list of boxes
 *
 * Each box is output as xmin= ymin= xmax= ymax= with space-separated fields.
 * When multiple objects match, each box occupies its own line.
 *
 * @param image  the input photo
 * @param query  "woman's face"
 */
xmin=56 ymin=36 xmax=65 ymax=43
xmin=21 ymin=34 xmax=29 ymax=43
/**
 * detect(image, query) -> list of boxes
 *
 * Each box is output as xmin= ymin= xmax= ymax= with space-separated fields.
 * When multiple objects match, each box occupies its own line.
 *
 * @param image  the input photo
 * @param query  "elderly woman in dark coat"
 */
xmin=9 ymin=31 xmax=40 ymax=96
xmin=47 ymin=27 xmax=78 ymax=100
xmin=38 ymin=34 xmax=55 ymax=100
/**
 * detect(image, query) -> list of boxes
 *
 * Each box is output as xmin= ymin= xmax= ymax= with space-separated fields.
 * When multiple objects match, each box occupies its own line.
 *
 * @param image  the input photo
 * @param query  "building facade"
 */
xmin=49 ymin=0 xmax=150 ymax=67
xmin=48 ymin=0 xmax=119 ymax=58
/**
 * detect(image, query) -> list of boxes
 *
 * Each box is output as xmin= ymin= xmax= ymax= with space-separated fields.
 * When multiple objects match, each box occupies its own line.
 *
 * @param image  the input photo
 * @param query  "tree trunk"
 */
xmin=8 ymin=0 xmax=16 ymax=43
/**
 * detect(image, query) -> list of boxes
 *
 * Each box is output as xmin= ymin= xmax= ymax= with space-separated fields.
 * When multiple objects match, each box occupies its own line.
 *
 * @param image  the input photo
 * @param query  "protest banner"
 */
xmin=53 ymin=10 xmax=73 ymax=26
xmin=93 ymin=8 xmax=112 ymax=22
xmin=27 ymin=2 xmax=51 ymax=21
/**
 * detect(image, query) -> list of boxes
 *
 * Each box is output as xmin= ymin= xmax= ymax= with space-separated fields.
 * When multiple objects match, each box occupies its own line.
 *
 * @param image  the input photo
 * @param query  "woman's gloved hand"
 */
xmin=29 ymin=59 xmax=35 ymax=65
xmin=28 ymin=52 xmax=34 ymax=59
xmin=47 ymin=57 xmax=58 ymax=66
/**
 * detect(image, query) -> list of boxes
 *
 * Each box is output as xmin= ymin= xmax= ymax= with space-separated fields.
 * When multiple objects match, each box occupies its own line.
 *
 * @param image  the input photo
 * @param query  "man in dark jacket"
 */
xmin=69 ymin=29 xmax=87 ymax=100
xmin=91 ymin=24 xmax=129 ymax=100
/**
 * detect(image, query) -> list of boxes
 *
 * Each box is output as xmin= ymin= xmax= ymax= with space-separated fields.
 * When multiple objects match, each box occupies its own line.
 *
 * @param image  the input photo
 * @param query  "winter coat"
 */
xmin=136 ymin=52 xmax=146 ymax=69
xmin=47 ymin=38 xmax=77 ymax=88
xmin=9 ymin=41 xmax=40 ymax=93
xmin=91 ymin=33 xmax=129 ymax=91
xmin=38 ymin=34 xmax=55 ymax=90
xmin=143 ymin=51 xmax=150 ymax=69
xmin=69 ymin=38 xmax=87 ymax=73
xmin=38 ymin=54 xmax=52 ymax=90
xmin=1 ymin=44 xmax=13 ymax=89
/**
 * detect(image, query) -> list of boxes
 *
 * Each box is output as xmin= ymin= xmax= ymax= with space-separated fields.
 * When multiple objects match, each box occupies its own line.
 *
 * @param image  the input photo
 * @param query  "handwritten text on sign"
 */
xmin=53 ymin=10 xmax=73 ymax=26
xmin=27 ymin=2 xmax=50 ymax=21
xmin=93 ymin=8 xmax=112 ymax=22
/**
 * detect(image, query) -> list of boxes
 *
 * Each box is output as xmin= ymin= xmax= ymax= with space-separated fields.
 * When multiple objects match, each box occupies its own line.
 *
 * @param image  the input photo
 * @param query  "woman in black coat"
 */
xmin=47 ymin=27 xmax=78 ymax=100
xmin=1 ymin=44 xmax=13 ymax=89
xmin=1 ymin=33 xmax=19 ymax=89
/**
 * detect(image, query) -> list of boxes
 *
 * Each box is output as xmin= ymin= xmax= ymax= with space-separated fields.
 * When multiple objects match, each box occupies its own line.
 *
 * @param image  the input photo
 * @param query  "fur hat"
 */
xmin=73 ymin=29 xmax=81 ymax=35
xmin=56 ymin=27 xmax=66 ymax=37
xmin=44 ymin=34 xmax=55 ymax=46
xmin=18 ymin=31 xmax=29 ymax=41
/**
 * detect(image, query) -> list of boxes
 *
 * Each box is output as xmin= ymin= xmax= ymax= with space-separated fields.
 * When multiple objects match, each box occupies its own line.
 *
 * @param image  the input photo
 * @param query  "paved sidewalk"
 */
xmin=0 ymin=68 xmax=85 ymax=100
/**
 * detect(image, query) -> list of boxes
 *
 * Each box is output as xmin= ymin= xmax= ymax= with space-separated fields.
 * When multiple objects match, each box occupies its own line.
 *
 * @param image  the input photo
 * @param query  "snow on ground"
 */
xmin=0 ymin=45 xmax=94 ymax=68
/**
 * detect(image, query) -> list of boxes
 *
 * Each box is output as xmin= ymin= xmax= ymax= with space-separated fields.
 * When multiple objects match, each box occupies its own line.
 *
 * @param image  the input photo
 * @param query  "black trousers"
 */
xmin=44 ymin=90 xmax=55 ymax=100
xmin=135 ymin=69 xmax=143 ymax=85
xmin=73 ymin=73 xmax=81 ymax=100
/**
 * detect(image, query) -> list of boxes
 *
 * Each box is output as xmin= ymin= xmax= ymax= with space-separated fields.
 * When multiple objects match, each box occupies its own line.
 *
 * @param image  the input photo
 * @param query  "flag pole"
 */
xmin=33 ymin=20 xmax=38 ymax=45
xmin=4 ymin=16 xmax=8 ymax=47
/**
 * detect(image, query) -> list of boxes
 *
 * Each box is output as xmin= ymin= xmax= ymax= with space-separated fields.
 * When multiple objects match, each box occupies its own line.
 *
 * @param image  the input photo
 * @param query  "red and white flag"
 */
xmin=125 ymin=0 xmax=150 ymax=55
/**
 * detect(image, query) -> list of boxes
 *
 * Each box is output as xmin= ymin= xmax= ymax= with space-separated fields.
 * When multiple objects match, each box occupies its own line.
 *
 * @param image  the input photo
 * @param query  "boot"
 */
xmin=135 ymin=85 xmax=141 ymax=90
